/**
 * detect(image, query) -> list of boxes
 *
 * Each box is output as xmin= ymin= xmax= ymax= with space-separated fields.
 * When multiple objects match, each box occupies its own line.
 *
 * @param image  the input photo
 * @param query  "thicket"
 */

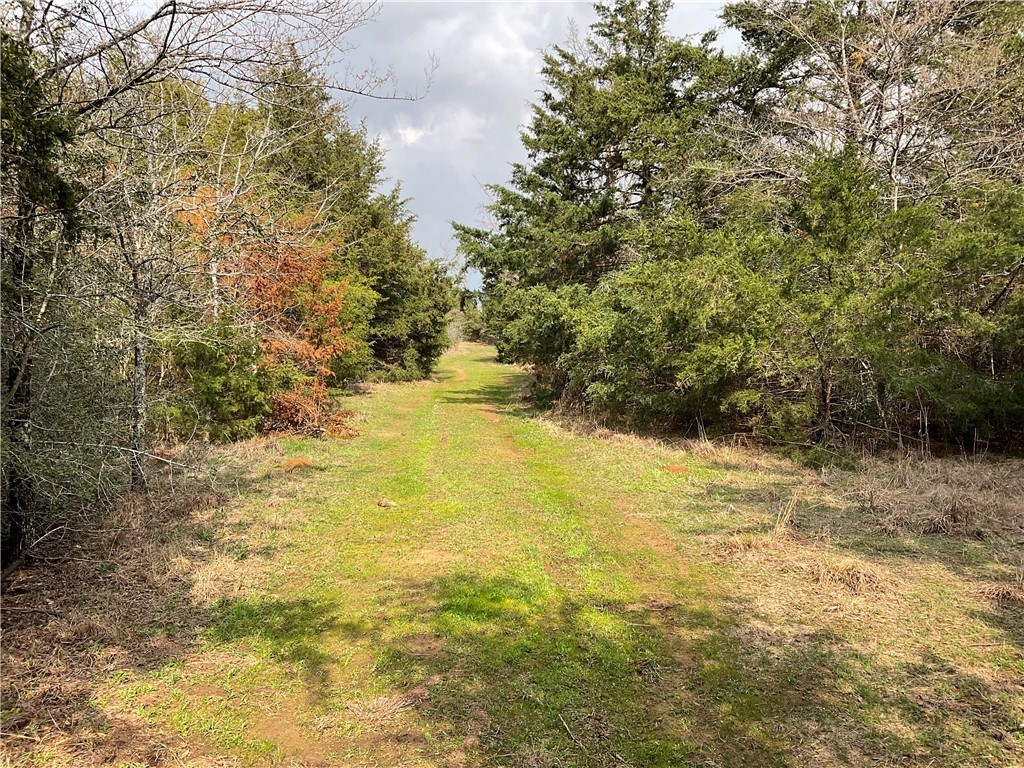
xmin=1 ymin=1 xmax=454 ymax=564
xmin=457 ymin=0 xmax=1024 ymax=449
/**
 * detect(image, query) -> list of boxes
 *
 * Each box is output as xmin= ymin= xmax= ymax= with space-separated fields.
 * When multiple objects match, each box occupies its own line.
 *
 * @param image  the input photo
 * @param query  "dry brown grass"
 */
xmin=342 ymin=686 xmax=431 ymax=727
xmin=1 ymin=504 xmax=207 ymax=765
xmin=716 ymin=491 xmax=901 ymax=600
xmin=225 ymin=434 xmax=284 ymax=461
xmin=679 ymin=436 xmax=794 ymax=472
xmin=978 ymin=580 xmax=1024 ymax=606
xmin=837 ymin=454 xmax=1024 ymax=540
xmin=0 ymin=439 xmax=283 ymax=768
xmin=719 ymin=532 xmax=779 ymax=554
xmin=809 ymin=556 xmax=891 ymax=594
xmin=718 ymin=494 xmax=800 ymax=556
xmin=551 ymin=413 xmax=797 ymax=475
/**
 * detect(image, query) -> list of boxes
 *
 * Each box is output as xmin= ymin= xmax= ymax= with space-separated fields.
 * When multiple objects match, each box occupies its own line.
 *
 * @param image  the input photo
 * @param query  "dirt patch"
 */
xmin=250 ymin=704 xmax=332 ymax=763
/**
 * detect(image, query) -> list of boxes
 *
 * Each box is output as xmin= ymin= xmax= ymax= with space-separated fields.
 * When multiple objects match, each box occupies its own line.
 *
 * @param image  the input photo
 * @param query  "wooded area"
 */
xmin=457 ymin=0 xmax=1024 ymax=449
xmin=2 ymin=2 xmax=1022 ymax=765
xmin=1 ymin=0 xmax=455 ymax=565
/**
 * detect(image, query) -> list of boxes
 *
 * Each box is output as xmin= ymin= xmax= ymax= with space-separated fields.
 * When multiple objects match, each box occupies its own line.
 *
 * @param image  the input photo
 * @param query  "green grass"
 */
xmin=28 ymin=344 xmax=1022 ymax=767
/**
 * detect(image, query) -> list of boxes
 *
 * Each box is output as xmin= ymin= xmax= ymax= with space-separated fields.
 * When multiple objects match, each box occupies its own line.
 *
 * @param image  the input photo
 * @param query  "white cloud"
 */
xmin=336 ymin=0 xmax=729 ymax=282
xmin=396 ymin=124 xmax=427 ymax=146
xmin=387 ymin=105 xmax=488 ymax=152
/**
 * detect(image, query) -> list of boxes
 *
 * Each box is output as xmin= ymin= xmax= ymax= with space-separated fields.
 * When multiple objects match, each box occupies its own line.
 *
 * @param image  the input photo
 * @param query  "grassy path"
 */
xmin=208 ymin=344 xmax=737 ymax=766
xmin=9 ymin=344 xmax=1021 ymax=767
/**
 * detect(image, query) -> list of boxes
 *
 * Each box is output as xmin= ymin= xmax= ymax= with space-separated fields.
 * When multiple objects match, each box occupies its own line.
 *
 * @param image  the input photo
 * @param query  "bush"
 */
xmin=156 ymin=322 xmax=272 ymax=442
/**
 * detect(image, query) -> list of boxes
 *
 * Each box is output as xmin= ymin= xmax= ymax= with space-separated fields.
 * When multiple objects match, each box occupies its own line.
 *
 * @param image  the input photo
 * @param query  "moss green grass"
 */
xmin=85 ymin=344 xmax=1024 ymax=766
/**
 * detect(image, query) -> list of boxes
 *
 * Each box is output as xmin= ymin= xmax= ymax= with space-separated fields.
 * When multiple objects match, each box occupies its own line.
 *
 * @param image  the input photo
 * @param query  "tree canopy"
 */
xmin=457 ymin=0 xmax=1024 ymax=448
xmin=1 ymin=6 xmax=455 ymax=563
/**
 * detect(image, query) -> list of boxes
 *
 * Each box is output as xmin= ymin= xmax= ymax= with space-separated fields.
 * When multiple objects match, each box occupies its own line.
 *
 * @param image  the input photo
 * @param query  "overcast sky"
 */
xmin=338 ymin=1 xmax=734 ymax=286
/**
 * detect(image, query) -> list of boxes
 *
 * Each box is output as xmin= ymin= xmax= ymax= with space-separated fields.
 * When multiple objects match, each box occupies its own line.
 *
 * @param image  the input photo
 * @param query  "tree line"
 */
xmin=1 ymin=1 xmax=454 ymax=564
xmin=457 ymin=0 xmax=1024 ymax=451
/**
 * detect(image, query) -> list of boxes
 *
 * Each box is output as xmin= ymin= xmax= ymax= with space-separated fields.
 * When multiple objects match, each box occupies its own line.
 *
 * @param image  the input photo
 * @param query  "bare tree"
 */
xmin=1 ymin=0 xmax=419 ymax=562
xmin=719 ymin=0 xmax=1024 ymax=205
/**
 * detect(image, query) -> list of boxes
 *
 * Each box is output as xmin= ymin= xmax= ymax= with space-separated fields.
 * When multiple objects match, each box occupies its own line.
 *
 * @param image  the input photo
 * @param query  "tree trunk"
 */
xmin=819 ymin=369 xmax=834 ymax=435
xmin=209 ymin=253 xmax=220 ymax=320
xmin=130 ymin=291 xmax=148 ymax=491
xmin=2 ymin=200 xmax=36 ymax=565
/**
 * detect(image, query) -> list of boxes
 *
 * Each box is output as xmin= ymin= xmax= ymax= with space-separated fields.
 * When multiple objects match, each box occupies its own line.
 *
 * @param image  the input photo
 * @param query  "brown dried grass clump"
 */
xmin=719 ymin=495 xmax=800 ymax=557
xmin=677 ymin=438 xmax=785 ymax=472
xmin=810 ymin=556 xmax=890 ymax=594
xmin=720 ymin=532 xmax=777 ymax=554
xmin=842 ymin=455 xmax=1024 ymax=540
xmin=343 ymin=687 xmax=430 ymax=727
xmin=977 ymin=581 xmax=1024 ymax=606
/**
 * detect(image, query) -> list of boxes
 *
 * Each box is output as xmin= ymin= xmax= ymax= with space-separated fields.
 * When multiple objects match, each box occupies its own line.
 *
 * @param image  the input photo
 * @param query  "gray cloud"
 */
xmin=337 ymin=1 xmax=731 ymax=286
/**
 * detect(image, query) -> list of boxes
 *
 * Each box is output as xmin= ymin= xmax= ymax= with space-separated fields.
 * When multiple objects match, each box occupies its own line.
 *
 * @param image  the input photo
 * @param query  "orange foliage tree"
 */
xmin=175 ymin=177 xmax=374 ymax=437
xmin=234 ymin=216 xmax=372 ymax=435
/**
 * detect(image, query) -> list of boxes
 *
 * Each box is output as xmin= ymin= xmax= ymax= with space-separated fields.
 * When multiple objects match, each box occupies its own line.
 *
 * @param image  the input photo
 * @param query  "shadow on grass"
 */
xmin=0 ymin=451 xmax=341 ymax=764
xmin=347 ymin=572 xmax=1023 ymax=767
xmin=206 ymin=596 xmax=342 ymax=704
xmin=439 ymin=377 xmax=542 ymax=422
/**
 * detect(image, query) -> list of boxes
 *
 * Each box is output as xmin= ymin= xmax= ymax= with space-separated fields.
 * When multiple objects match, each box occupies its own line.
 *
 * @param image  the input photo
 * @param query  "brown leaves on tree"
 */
xmin=224 ymin=210 xmax=360 ymax=437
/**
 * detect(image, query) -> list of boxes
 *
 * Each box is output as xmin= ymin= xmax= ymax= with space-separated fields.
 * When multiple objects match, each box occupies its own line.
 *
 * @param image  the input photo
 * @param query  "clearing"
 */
xmin=3 ymin=343 xmax=1023 ymax=767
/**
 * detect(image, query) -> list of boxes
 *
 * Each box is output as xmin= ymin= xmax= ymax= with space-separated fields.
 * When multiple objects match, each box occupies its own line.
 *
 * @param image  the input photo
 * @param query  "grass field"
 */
xmin=3 ymin=343 xmax=1023 ymax=767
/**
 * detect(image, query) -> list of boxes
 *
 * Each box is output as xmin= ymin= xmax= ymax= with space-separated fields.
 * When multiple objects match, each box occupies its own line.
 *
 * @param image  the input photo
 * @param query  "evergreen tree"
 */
xmin=458 ymin=0 xmax=1024 ymax=445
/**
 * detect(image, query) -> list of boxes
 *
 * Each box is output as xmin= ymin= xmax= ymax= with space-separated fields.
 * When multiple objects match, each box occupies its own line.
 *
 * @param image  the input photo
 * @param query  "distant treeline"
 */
xmin=1 ymin=2 xmax=454 ymax=563
xmin=457 ymin=0 xmax=1024 ymax=449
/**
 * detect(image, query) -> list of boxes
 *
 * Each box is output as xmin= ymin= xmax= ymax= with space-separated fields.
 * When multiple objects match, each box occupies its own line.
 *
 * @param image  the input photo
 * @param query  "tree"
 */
xmin=722 ymin=0 xmax=1024 ymax=206
xmin=459 ymin=0 xmax=1024 ymax=446
xmin=0 ymin=0 xmax=439 ymax=564
xmin=1 ymin=31 xmax=81 ymax=562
